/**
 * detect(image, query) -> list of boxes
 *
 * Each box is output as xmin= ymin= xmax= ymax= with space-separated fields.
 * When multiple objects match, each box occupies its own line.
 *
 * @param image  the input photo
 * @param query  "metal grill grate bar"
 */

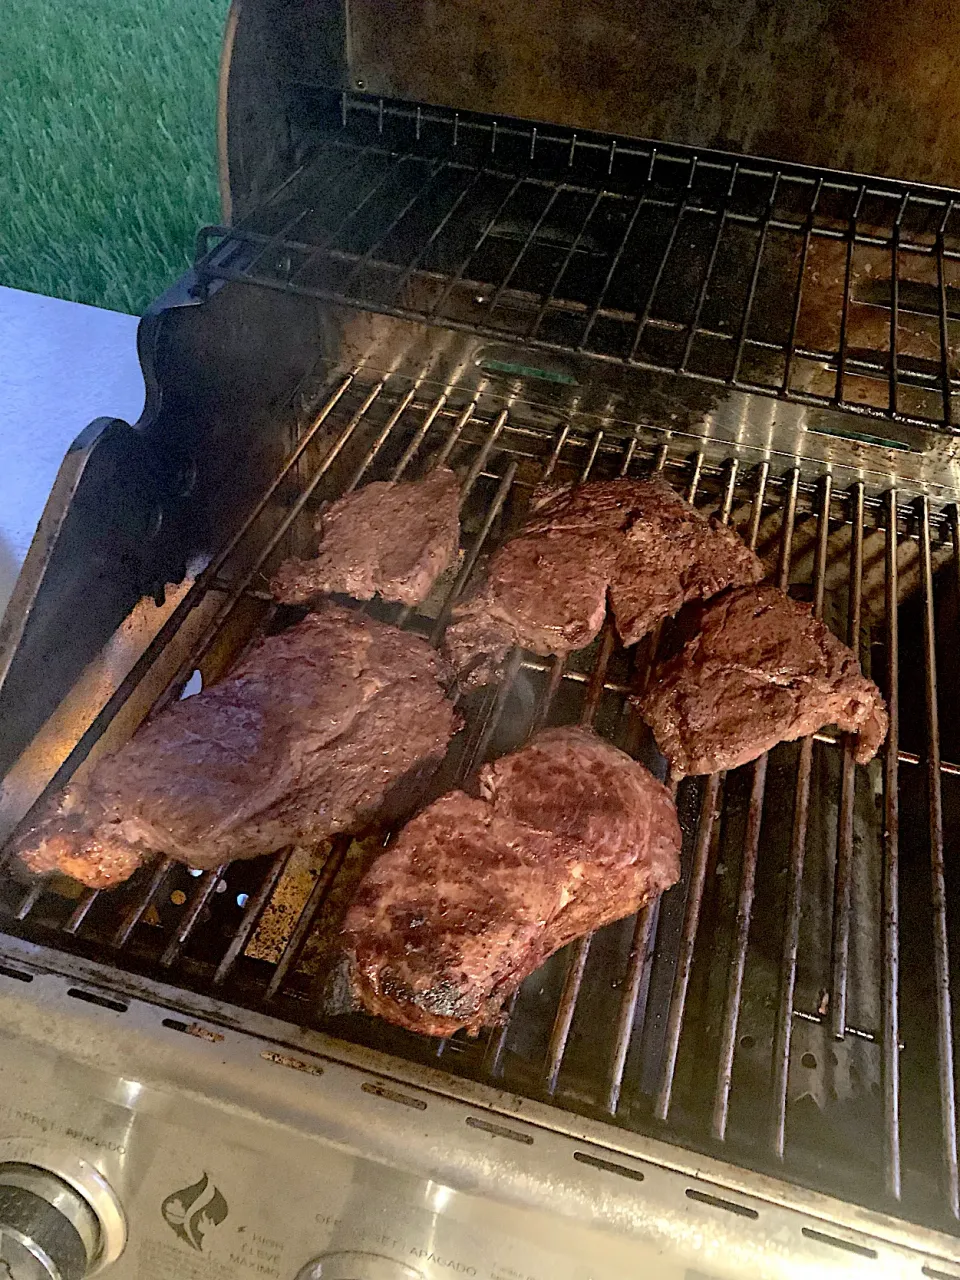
xmin=659 ymin=464 xmax=792 ymax=1125
xmin=918 ymin=494 xmax=960 ymax=1218
xmin=833 ymin=186 xmax=866 ymax=404
xmin=112 ymin=858 xmax=174 ymax=949
xmin=710 ymin=461 xmax=773 ymax=1139
xmin=213 ymin=850 xmax=293 ymax=986
xmin=390 ymin=393 xmax=449 ymax=480
xmin=830 ymin=481 xmax=866 ymax=1037
xmin=470 ymin=428 xmax=654 ymax=1084
xmin=627 ymin=159 xmax=697 ymax=364
xmin=782 ymin=181 xmax=823 ymax=396
xmin=889 ymin=197 xmax=906 ymax=417
xmin=491 ymin=432 xmax=638 ymax=1089
xmin=543 ymin=619 xmax=619 ymax=1095
xmin=937 ymin=205 xmax=956 ymax=429
xmin=240 ymin=144 xmax=384 ymax=282
xmin=62 ymin=888 xmax=98 ymax=936
xmin=160 ymin=866 xmax=226 ymax=968
xmin=264 ymin=838 xmax=352 ymax=1001
xmin=882 ymin=489 xmax=903 ymax=1200
xmin=769 ymin=469 xmax=823 ymax=1160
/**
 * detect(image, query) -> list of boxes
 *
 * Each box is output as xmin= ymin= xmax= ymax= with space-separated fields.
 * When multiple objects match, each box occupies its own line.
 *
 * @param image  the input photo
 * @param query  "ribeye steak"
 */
xmin=271 ymin=467 xmax=461 ymax=607
xmin=343 ymin=726 xmax=681 ymax=1036
xmin=444 ymin=477 xmax=761 ymax=688
xmin=638 ymin=584 xmax=888 ymax=775
xmin=15 ymin=605 xmax=460 ymax=888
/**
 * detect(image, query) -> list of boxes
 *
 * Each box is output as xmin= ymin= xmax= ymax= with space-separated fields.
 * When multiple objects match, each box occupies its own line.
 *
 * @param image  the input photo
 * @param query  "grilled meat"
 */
xmin=271 ymin=467 xmax=461 ymax=607
xmin=14 ymin=605 xmax=460 ymax=889
xmin=638 ymin=584 xmax=888 ymax=776
xmin=444 ymin=476 xmax=761 ymax=688
xmin=606 ymin=478 xmax=762 ymax=646
xmin=343 ymin=726 xmax=681 ymax=1037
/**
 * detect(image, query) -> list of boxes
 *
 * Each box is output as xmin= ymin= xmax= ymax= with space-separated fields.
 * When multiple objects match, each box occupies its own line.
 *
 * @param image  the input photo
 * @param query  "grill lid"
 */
xmin=221 ymin=0 xmax=960 ymax=222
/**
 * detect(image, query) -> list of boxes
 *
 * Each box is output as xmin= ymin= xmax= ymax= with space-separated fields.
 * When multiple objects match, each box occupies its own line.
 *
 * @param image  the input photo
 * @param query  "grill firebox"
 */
xmin=4 ymin=87 xmax=960 ymax=1272
xmin=3 ymin=363 xmax=960 ymax=1242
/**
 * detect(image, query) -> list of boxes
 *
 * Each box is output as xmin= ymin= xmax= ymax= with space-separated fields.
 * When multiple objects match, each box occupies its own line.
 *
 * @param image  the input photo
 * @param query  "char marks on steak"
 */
xmin=271 ymin=468 xmax=460 ymax=607
xmin=444 ymin=477 xmax=761 ymax=688
xmin=15 ymin=605 xmax=459 ymax=889
xmin=638 ymin=584 xmax=888 ymax=776
xmin=343 ymin=727 xmax=681 ymax=1037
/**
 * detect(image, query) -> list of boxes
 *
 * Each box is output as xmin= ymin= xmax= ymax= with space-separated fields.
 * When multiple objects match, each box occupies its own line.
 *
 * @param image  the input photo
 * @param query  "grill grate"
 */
xmin=3 ymin=368 xmax=960 ymax=1237
xmin=193 ymin=92 xmax=960 ymax=432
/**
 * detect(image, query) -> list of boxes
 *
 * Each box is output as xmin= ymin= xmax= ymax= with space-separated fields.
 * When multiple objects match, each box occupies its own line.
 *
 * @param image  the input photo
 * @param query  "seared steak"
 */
xmin=15 ymin=605 xmax=460 ymax=889
xmin=638 ymin=584 xmax=888 ymax=776
xmin=343 ymin=726 xmax=681 ymax=1036
xmin=607 ymin=478 xmax=762 ymax=645
xmin=271 ymin=467 xmax=460 ymax=607
xmin=444 ymin=477 xmax=761 ymax=688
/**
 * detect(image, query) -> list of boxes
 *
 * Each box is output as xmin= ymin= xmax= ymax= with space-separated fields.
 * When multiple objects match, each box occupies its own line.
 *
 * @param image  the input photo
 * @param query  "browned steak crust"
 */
xmin=343 ymin=727 xmax=681 ymax=1036
xmin=15 ymin=606 xmax=459 ymax=889
xmin=444 ymin=477 xmax=761 ymax=688
xmin=271 ymin=468 xmax=460 ymax=607
xmin=638 ymin=584 xmax=888 ymax=776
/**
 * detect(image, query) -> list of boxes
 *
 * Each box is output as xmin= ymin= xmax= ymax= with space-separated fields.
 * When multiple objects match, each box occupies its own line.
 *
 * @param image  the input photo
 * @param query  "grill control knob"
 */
xmin=0 ymin=1164 xmax=101 ymax=1280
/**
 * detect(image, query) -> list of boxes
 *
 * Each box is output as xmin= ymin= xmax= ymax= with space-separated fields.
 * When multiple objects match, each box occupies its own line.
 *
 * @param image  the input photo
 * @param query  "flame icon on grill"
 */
xmin=161 ymin=1172 xmax=229 ymax=1251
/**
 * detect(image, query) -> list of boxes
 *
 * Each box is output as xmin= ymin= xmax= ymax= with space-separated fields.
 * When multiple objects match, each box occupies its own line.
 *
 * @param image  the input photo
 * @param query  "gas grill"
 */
xmin=2 ymin=2 xmax=960 ymax=1277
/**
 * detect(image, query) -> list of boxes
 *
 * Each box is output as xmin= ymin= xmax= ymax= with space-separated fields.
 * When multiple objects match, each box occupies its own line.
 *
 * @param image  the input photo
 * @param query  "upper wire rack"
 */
xmin=197 ymin=91 xmax=960 ymax=434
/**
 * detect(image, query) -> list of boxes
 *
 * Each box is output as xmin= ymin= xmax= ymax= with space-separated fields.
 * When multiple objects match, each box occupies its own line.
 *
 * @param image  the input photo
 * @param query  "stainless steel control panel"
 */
xmin=0 ymin=937 xmax=952 ymax=1280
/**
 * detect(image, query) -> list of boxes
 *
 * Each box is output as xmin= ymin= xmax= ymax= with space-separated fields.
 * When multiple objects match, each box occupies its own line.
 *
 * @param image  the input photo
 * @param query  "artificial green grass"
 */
xmin=0 ymin=0 xmax=224 ymax=315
